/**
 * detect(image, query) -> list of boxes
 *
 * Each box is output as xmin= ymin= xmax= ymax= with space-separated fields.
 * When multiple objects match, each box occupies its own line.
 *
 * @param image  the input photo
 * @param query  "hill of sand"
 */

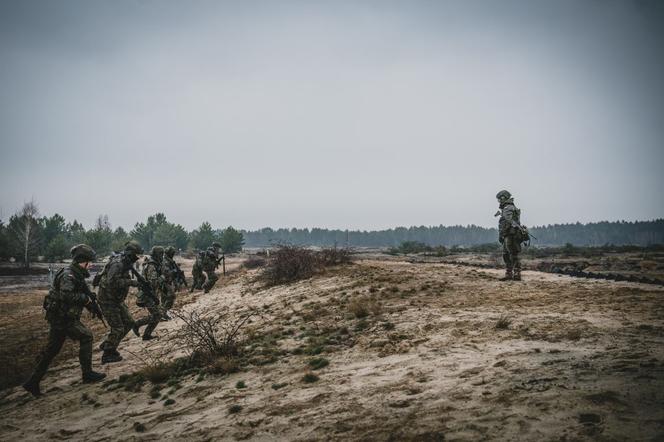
xmin=1 ymin=258 xmax=663 ymax=441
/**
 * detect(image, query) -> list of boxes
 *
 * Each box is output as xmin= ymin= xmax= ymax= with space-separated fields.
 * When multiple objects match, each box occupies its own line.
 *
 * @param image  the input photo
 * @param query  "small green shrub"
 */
xmin=308 ymin=357 xmax=329 ymax=370
xmin=302 ymin=373 xmax=319 ymax=383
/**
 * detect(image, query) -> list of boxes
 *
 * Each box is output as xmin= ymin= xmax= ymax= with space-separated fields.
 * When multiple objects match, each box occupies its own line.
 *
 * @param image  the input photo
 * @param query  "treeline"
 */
xmin=2 ymin=200 xmax=662 ymax=266
xmin=241 ymin=219 xmax=664 ymax=248
xmin=0 ymin=201 xmax=244 ymax=266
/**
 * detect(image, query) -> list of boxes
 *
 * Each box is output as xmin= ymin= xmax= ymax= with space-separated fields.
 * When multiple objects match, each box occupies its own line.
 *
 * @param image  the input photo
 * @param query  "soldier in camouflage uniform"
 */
xmin=22 ymin=245 xmax=106 ymax=397
xmin=133 ymin=246 xmax=164 ymax=340
xmin=496 ymin=190 xmax=523 ymax=281
xmin=98 ymin=240 xmax=143 ymax=363
xmin=160 ymin=246 xmax=181 ymax=320
xmin=192 ymin=242 xmax=222 ymax=293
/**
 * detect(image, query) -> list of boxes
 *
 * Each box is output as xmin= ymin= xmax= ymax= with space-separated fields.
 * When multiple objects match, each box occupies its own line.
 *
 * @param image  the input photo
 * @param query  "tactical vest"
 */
xmin=43 ymin=268 xmax=82 ymax=323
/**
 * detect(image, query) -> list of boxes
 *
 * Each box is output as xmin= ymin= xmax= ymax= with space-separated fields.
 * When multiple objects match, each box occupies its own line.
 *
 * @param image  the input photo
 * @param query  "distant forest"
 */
xmin=241 ymin=219 xmax=664 ymax=248
xmin=2 ymin=198 xmax=663 ymax=266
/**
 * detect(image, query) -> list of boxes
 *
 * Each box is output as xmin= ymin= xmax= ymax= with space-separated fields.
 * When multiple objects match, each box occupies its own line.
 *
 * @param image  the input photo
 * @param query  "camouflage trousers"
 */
xmin=192 ymin=262 xmax=204 ymax=290
xmin=99 ymin=301 xmax=134 ymax=351
xmin=202 ymin=270 xmax=218 ymax=292
xmin=161 ymin=283 xmax=176 ymax=311
xmin=502 ymin=236 xmax=522 ymax=274
xmin=27 ymin=320 xmax=93 ymax=384
xmin=135 ymin=297 xmax=162 ymax=338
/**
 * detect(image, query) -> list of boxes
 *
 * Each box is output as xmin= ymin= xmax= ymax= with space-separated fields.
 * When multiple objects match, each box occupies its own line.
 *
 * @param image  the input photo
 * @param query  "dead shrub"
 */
xmin=207 ymin=356 xmax=239 ymax=375
xmin=317 ymin=246 xmax=352 ymax=266
xmin=171 ymin=309 xmax=256 ymax=366
xmin=495 ymin=315 xmax=512 ymax=330
xmin=260 ymin=245 xmax=352 ymax=286
xmin=348 ymin=298 xmax=369 ymax=318
xmin=348 ymin=296 xmax=381 ymax=319
xmin=243 ymin=256 xmax=267 ymax=269
xmin=140 ymin=362 xmax=176 ymax=384
xmin=261 ymin=245 xmax=320 ymax=286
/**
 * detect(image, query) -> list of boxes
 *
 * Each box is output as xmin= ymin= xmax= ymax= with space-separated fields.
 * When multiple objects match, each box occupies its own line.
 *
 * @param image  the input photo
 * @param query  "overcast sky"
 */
xmin=1 ymin=0 xmax=663 ymax=231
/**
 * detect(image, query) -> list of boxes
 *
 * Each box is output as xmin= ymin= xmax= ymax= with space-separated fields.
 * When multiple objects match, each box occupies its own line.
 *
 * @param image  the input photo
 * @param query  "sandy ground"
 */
xmin=1 ymin=258 xmax=663 ymax=441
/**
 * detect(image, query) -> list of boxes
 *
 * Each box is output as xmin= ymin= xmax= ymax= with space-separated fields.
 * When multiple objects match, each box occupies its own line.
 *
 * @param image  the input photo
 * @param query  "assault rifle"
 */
xmin=79 ymin=281 xmax=107 ymax=328
xmin=128 ymin=265 xmax=160 ymax=305
xmin=172 ymin=263 xmax=188 ymax=288
xmin=216 ymin=254 xmax=226 ymax=276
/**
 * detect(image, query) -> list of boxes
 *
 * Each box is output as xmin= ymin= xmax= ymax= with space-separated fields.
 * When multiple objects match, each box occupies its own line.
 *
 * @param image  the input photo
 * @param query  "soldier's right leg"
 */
xmin=192 ymin=264 xmax=204 ymax=290
xmin=24 ymin=326 xmax=66 ymax=394
xmin=501 ymin=241 xmax=514 ymax=281
xmin=142 ymin=302 xmax=162 ymax=340
xmin=99 ymin=302 xmax=123 ymax=352
xmin=101 ymin=302 xmax=134 ymax=364
xmin=65 ymin=321 xmax=105 ymax=382
xmin=119 ymin=302 xmax=135 ymax=342
xmin=203 ymin=270 xmax=218 ymax=293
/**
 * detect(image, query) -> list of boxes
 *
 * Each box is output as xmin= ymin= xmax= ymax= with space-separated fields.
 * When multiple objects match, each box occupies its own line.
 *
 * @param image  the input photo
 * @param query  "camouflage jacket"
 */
xmin=45 ymin=263 xmax=90 ymax=323
xmin=498 ymin=199 xmax=521 ymax=240
xmin=161 ymin=256 xmax=178 ymax=283
xmin=98 ymin=254 xmax=135 ymax=303
xmin=142 ymin=257 xmax=164 ymax=292
xmin=196 ymin=249 xmax=219 ymax=272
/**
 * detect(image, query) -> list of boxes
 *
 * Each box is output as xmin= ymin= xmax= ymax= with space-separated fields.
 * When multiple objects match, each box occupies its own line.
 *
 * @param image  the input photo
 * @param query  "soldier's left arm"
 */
xmin=59 ymin=274 xmax=88 ymax=305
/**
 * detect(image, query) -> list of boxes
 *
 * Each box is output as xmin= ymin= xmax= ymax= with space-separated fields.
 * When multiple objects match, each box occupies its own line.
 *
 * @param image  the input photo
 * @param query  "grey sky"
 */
xmin=1 ymin=0 xmax=663 ymax=231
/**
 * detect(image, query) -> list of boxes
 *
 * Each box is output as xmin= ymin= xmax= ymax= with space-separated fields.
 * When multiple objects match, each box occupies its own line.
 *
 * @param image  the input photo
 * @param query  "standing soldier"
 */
xmin=97 ymin=240 xmax=143 ymax=363
xmin=23 ymin=244 xmax=106 ymax=397
xmin=496 ymin=190 xmax=523 ymax=281
xmin=161 ymin=246 xmax=182 ymax=320
xmin=133 ymin=246 xmax=164 ymax=340
xmin=191 ymin=242 xmax=223 ymax=293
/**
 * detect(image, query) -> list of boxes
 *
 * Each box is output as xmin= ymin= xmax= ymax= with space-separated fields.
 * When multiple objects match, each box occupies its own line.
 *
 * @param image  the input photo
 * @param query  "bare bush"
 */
xmin=495 ymin=315 xmax=512 ymax=330
xmin=348 ymin=296 xmax=381 ymax=318
xmin=261 ymin=245 xmax=321 ymax=286
xmin=171 ymin=309 xmax=256 ymax=365
xmin=243 ymin=256 xmax=267 ymax=269
xmin=261 ymin=244 xmax=352 ymax=286
xmin=318 ymin=246 xmax=352 ymax=266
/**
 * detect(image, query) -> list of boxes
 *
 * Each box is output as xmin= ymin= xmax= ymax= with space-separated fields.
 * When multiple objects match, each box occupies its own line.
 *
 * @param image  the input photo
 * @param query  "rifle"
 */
xmin=79 ymin=281 xmax=107 ymax=328
xmin=216 ymin=254 xmax=226 ymax=276
xmin=128 ymin=265 xmax=160 ymax=305
xmin=171 ymin=262 xmax=188 ymax=288
xmin=175 ymin=264 xmax=189 ymax=287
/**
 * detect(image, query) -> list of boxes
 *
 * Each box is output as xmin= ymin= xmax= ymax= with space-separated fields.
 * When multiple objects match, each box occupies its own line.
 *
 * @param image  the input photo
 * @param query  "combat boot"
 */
xmin=142 ymin=334 xmax=158 ymax=341
xmin=101 ymin=350 xmax=123 ymax=364
xmin=82 ymin=371 xmax=107 ymax=383
xmin=22 ymin=381 xmax=42 ymax=397
xmin=513 ymin=269 xmax=522 ymax=281
xmin=132 ymin=323 xmax=142 ymax=337
xmin=499 ymin=270 xmax=513 ymax=281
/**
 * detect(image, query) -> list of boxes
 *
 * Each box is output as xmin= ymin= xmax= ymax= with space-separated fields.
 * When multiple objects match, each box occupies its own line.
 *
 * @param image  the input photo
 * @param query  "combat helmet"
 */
xmin=212 ymin=242 xmax=222 ymax=250
xmin=71 ymin=244 xmax=96 ymax=263
xmin=124 ymin=240 xmax=144 ymax=256
xmin=150 ymin=246 xmax=165 ymax=258
xmin=165 ymin=246 xmax=176 ymax=258
xmin=496 ymin=190 xmax=512 ymax=202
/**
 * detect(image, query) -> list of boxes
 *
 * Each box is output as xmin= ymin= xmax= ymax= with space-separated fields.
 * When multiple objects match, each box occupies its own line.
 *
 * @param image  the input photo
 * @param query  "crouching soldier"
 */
xmin=98 ymin=240 xmax=143 ymax=363
xmin=191 ymin=242 xmax=222 ymax=293
xmin=133 ymin=246 xmax=164 ymax=340
xmin=23 ymin=244 xmax=106 ymax=397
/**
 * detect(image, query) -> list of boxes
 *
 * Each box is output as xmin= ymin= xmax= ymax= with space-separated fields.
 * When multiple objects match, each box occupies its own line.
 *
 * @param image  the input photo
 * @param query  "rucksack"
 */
xmin=43 ymin=268 xmax=68 ymax=322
